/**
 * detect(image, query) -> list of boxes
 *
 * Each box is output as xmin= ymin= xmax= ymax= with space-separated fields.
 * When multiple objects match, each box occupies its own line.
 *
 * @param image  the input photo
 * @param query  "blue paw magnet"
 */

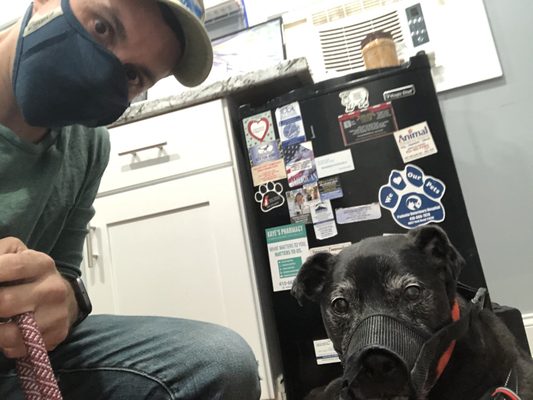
xmin=379 ymin=164 xmax=446 ymax=229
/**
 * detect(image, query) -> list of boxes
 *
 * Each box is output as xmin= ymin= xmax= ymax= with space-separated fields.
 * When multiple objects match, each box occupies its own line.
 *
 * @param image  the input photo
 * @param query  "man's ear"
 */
xmin=291 ymin=252 xmax=336 ymax=306
xmin=407 ymin=225 xmax=465 ymax=298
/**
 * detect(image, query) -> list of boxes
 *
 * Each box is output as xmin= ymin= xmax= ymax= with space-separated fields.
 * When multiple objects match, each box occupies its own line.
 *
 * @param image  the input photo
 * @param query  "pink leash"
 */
xmin=14 ymin=312 xmax=63 ymax=400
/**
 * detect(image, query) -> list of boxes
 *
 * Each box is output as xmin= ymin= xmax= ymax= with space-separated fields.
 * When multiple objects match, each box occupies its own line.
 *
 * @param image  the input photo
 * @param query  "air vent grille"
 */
xmin=311 ymin=0 xmax=401 ymax=26
xmin=318 ymin=10 xmax=403 ymax=73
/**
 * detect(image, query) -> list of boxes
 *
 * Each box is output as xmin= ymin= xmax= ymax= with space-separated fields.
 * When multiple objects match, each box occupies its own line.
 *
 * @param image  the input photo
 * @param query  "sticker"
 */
xmin=284 ymin=141 xmax=318 ymax=188
xmin=310 ymin=200 xmax=334 ymax=224
xmin=315 ymin=149 xmax=355 ymax=179
xmin=249 ymin=140 xmax=281 ymax=166
xmin=379 ymin=164 xmax=446 ymax=229
xmin=255 ymin=182 xmax=285 ymax=213
xmin=383 ymin=84 xmax=416 ymax=102
xmin=338 ymin=102 xmax=398 ymax=146
xmin=313 ymin=219 xmax=338 ymax=240
xmin=243 ymin=111 xmax=276 ymax=148
xmin=309 ymin=242 xmax=351 ymax=256
xmin=394 ymin=122 xmax=438 ymax=163
xmin=266 ymin=224 xmax=309 ymax=292
xmin=335 ymin=203 xmax=382 ymax=224
xmin=339 ymin=87 xmax=369 ymax=113
xmin=313 ymin=339 xmax=341 ymax=365
xmin=276 ymin=102 xmax=306 ymax=145
xmin=318 ymin=176 xmax=344 ymax=201
xmin=287 ymin=185 xmax=319 ymax=225
xmin=251 ymin=159 xmax=286 ymax=187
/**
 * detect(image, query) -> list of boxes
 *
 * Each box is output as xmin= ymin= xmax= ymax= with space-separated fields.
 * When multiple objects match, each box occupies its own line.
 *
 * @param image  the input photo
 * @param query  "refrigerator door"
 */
xmin=238 ymin=53 xmax=486 ymax=399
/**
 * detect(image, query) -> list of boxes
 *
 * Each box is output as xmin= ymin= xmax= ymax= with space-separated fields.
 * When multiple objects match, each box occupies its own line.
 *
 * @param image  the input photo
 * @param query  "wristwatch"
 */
xmin=64 ymin=275 xmax=92 ymax=326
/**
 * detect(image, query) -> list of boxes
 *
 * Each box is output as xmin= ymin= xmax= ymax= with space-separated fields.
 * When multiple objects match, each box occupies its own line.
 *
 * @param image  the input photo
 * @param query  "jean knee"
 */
xmin=201 ymin=325 xmax=260 ymax=393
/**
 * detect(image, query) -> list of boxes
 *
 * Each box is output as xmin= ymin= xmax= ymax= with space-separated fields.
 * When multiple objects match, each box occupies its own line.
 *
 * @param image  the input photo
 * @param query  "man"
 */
xmin=0 ymin=0 xmax=261 ymax=398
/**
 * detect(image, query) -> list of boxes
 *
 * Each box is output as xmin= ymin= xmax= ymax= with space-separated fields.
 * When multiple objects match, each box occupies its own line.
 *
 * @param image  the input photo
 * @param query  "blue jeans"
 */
xmin=0 ymin=315 xmax=261 ymax=399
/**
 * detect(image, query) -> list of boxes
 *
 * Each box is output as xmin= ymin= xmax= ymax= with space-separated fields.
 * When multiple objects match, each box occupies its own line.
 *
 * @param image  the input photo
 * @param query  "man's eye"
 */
xmin=94 ymin=20 xmax=108 ymax=35
xmin=124 ymin=66 xmax=140 ymax=83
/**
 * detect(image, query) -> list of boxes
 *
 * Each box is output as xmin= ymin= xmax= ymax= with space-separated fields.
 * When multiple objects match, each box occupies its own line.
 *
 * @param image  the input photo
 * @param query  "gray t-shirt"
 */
xmin=0 ymin=123 xmax=110 ymax=278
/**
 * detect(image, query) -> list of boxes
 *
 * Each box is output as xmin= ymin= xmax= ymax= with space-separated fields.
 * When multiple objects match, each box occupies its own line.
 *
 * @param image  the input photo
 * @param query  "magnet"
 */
xmin=249 ymin=140 xmax=281 ymax=166
xmin=318 ymin=176 xmax=344 ymax=201
xmin=394 ymin=121 xmax=438 ymax=163
xmin=286 ymin=187 xmax=313 ymax=224
xmin=339 ymin=87 xmax=369 ymax=113
xmin=243 ymin=111 xmax=276 ymax=149
xmin=251 ymin=159 xmax=286 ymax=187
xmin=275 ymin=102 xmax=306 ymax=145
xmin=265 ymin=223 xmax=309 ymax=292
xmin=338 ymin=102 xmax=398 ymax=146
xmin=379 ymin=164 xmax=446 ymax=229
xmin=255 ymin=182 xmax=285 ymax=213
xmin=284 ymin=141 xmax=318 ymax=188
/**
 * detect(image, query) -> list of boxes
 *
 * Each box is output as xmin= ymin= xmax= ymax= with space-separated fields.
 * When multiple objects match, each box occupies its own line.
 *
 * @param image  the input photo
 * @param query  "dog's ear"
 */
xmin=407 ymin=225 xmax=465 ymax=285
xmin=291 ymin=252 xmax=336 ymax=306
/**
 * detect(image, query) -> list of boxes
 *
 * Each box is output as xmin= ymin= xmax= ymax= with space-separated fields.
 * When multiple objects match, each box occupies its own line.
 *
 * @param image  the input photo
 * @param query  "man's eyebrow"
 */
xmin=108 ymin=9 xmax=127 ymax=42
xmin=101 ymin=7 xmax=157 ymax=86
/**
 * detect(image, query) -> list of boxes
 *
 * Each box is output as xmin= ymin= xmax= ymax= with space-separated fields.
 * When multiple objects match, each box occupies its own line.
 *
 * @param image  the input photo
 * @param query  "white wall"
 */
xmin=0 ymin=2 xmax=30 ymax=27
xmin=438 ymin=0 xmax=533 ymax=315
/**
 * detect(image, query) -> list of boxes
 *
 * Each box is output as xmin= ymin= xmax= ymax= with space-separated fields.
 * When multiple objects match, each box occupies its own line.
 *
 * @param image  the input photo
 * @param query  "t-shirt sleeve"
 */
xmin=51 ymin=127 xmax=110 ymax=278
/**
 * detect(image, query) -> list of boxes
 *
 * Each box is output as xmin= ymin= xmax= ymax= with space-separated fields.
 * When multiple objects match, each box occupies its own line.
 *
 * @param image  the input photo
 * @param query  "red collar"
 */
xmin=434 ymin=299 xmax=460 ymax=380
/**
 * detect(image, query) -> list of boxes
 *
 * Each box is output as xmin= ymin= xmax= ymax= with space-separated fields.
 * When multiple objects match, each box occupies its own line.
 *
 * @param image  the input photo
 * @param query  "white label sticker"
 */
xmin=315 ymin=150 xmax=355 ymax=179
xmin=310 ymin=200 xmax=334 ymax=224
xmin=394 ymin=121 xmax=438 ymax=163
xmin=309 ymin=242 xmax=352 ymax=256
xmin=336 ymin=203 xmax=382 ymax=224
xmin=313 ymin=219 xmax=338 ymax=241
xmin=313 ymin=339 xmax=341 ymax=365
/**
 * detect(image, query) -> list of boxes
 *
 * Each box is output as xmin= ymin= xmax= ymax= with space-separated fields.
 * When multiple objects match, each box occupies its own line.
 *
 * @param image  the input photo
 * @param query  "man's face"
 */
xmin=33 ymin=0 xmax=182 ymax=100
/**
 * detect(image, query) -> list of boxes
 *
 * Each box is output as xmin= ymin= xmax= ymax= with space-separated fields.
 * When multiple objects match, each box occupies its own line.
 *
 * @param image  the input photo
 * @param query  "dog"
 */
xmin=291 ymin=225 xmax=533 ymax=400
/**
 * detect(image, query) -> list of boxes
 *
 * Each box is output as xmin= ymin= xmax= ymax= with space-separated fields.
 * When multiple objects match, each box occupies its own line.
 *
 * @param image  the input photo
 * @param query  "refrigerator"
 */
xmin=235 ymin=53 xmax=487 ymax=399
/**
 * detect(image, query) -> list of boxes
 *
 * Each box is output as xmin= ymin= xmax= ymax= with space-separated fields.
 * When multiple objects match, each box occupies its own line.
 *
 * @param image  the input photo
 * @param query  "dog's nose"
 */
xmin=356 ymin=350 xmax=409 ymax=397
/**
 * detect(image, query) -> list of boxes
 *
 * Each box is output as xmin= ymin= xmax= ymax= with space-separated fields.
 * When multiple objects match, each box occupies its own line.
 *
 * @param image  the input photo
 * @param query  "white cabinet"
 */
xmin=82 ymin=100 xmax=278 ymax=399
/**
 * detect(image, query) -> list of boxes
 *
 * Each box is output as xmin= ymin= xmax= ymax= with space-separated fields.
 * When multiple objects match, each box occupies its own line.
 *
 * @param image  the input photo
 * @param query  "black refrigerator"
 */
xmin=235 ymin=53 xmax=487 ymax=399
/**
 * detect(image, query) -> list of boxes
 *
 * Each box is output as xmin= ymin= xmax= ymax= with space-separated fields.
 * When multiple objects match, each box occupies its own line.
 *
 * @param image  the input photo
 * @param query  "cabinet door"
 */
xmin=85 ymin=167 xmax=273 ymax=398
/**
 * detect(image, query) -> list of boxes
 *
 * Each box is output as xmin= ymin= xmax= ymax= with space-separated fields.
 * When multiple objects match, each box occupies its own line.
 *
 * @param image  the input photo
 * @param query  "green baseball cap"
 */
xmin=158 ymin=0 xmax=213 ymax=87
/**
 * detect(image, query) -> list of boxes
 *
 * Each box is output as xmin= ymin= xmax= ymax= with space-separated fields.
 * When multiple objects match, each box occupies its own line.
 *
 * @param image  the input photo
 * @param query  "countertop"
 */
xmin=111 ymin=58 xmax=313 ymax=128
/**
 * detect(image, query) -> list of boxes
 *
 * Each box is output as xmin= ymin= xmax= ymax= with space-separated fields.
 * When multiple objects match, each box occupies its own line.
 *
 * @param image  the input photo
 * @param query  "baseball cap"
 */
xmin=158 ymin=0 xmax=213 ymax=87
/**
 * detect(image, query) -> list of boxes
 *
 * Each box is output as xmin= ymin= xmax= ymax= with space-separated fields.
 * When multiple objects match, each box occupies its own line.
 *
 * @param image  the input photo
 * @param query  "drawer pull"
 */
xmin=118 ymin=142 xmax=168 ymax=157
xmin=86 ymin=225 xmax=99 ymax=268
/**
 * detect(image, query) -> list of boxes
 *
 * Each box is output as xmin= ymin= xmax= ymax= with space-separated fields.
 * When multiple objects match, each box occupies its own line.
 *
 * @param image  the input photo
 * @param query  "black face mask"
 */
xmin=12 ymin=0 xmax=130 ymax=128
xmin=339 ymin=301 xmax=473 ymax=400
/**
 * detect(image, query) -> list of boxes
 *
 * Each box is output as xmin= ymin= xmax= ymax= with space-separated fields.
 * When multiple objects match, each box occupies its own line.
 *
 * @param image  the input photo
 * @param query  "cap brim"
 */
xmin=158 ymin=0 xmax=213 ymax=87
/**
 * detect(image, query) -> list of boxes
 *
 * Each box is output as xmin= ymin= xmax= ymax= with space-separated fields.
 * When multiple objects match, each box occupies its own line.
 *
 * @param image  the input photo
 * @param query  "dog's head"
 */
xmin=291 ymin=225 xmax=466 ymax=400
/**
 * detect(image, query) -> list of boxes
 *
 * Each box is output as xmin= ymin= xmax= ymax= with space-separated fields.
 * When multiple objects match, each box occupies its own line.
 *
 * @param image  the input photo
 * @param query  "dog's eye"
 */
xmin=404 ymin=284 xmax=422 ymax=300
xmin=331 ymin=297 xmax=349 ymax=314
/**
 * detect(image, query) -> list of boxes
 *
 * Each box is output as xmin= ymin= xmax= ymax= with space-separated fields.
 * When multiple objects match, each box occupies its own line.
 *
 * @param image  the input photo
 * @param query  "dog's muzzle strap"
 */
xmin=341 ymin=314 xmax=430 ymax=392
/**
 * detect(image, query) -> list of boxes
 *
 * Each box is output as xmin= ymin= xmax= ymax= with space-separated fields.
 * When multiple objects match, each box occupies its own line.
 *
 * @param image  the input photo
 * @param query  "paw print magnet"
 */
xmin=255 ymin=182 xmax=285 ymax=213
xmin=379 ymin=164 xmax=446 ymax=229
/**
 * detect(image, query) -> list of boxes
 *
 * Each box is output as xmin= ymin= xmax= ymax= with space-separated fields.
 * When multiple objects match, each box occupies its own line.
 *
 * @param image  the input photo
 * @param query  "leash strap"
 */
xmin=14 ymin=312 xmax=63 ymax=400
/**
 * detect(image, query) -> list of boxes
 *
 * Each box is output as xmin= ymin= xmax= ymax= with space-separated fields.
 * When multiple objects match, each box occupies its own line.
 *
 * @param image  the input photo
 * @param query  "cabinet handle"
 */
xmin=86 ymin=225 xmax=99 ymax=268
xmin=118 ymin=142 xmax=168 ymax=157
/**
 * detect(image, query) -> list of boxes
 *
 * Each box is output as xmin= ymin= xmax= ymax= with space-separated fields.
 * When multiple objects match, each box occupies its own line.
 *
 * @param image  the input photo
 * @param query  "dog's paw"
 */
xmin=379 ymin=164 xmax=446 ymax=229
xmin=255 ymin=182 xmax=285 ymax=212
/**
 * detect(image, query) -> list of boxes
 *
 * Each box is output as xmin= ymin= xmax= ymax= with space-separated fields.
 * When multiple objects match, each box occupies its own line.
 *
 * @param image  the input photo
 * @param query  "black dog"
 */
xmin=291 ymin=225 xmax=533 ymax=400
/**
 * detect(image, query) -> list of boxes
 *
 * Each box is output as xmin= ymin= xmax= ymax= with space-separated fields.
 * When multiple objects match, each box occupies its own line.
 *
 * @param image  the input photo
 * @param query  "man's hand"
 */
xmin=0 ymin=237 xmax=79 ymax=358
